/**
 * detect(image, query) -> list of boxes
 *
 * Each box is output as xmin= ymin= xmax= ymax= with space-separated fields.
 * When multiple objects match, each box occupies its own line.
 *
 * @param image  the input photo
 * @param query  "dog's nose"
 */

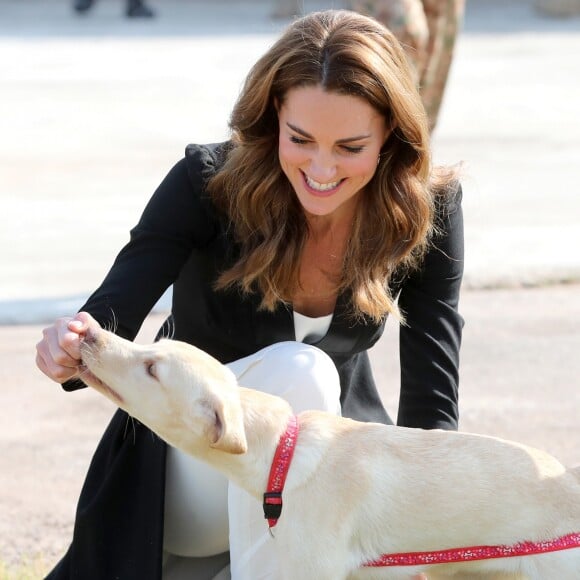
xmin=79 ymin=327 xmax=104 ymax=365
xmin=82 ymin=327 xmax=97 ymax=344
xmin=81 ymin=326 xmax=104 ymax=348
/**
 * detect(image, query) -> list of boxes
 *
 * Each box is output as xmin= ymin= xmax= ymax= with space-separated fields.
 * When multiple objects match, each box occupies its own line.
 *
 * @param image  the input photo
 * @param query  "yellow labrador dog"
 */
xmin=78 ymin=316 xmax=580 ymax=579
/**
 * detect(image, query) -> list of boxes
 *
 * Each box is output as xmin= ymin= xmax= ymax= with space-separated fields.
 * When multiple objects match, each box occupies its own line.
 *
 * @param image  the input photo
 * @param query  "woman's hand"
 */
xmin=35 ymin=312 xmax=99 ymax=383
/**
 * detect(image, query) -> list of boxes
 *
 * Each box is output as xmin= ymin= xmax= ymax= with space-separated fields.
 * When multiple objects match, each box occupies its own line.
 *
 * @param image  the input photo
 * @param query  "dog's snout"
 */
xmin=81 ymin=330 xmax=95 ymax=344
xmin=79 ymin=327 xmax=106 ymax=358
xmin=82 ymin=327 xmax=98 ymax=345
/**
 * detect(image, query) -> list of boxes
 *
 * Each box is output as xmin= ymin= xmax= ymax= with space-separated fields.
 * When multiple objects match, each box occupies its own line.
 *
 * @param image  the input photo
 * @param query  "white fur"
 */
xmin=80 ymin=327 xmax=580 ymax=580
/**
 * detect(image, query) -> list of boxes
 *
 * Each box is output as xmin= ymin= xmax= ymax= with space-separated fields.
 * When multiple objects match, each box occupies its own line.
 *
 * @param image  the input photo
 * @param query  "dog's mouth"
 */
xmin=79 ymin=365 xmax=125 ymax=406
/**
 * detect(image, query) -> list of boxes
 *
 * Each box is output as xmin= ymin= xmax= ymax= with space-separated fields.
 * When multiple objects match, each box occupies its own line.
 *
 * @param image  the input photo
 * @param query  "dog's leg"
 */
xmin=278 ymin=541 xmax=353 ymax=580
xmin=280 ymin=561 xmax=349 ymax=580
xmin=520 ymin=547 xmax=580 ymax=579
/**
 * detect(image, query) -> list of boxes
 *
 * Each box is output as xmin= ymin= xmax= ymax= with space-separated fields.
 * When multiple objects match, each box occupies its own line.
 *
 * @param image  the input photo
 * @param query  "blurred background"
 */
xmin=0 ymin=0 xmax=579 ymax=575
xmin=1 ymin=0 xmax=579 ymax=321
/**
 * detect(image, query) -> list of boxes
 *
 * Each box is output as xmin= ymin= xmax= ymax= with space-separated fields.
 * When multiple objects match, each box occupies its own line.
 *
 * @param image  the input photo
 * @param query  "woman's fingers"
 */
xmin=52 ymin=317 xmax=84 ymax=362
xmin=35 ymin=331 xmax=81 ymax=383
xmin=35 ymin=312 xmax=102 ymax=384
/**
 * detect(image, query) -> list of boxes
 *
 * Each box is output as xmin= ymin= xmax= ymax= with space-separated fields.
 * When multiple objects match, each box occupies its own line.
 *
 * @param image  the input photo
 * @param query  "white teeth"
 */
xmin=305 ymin=175 xmax=341 ymax=191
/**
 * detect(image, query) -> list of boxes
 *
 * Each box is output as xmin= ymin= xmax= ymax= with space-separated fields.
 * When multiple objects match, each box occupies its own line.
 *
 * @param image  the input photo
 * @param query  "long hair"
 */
xmin=207 ymin=9 xmax=456 ymax=322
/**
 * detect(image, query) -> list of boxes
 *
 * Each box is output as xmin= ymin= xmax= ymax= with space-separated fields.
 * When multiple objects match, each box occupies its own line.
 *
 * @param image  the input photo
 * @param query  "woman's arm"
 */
xmin=37 ymin=146 xmax=219 ymax=390
xmin=78 ymin=155 xmax=216 ymax=340
xmin=396 ymin=185 xmax=465 ymax=430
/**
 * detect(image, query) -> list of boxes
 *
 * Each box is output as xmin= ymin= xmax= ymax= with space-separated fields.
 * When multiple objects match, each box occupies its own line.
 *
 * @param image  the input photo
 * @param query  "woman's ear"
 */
xmin=384 ymin=117 xmax=397 ymax=145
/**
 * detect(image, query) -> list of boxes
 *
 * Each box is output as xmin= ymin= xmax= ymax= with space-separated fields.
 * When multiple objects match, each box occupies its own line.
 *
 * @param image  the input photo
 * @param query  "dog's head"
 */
xmin=80 ymin=328 xmax=248 ymax=456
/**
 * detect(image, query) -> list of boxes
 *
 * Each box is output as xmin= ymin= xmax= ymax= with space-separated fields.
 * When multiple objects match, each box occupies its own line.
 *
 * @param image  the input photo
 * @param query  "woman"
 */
xmin=36 ymin=10 xmax=464 ymax=579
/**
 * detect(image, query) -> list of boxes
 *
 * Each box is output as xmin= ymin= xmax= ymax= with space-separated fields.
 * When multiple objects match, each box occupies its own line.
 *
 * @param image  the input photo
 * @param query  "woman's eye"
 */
xmin=341 ymin=145 xmax=364 ymax=154
xmin=290 ymin=135 xmax=309 ymax=145
xmin=146 ymin=362 xmax=157 ymax=379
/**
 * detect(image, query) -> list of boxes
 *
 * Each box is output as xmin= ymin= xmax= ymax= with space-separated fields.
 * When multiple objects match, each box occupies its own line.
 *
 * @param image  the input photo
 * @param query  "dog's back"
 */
xmin=282 ymin=414 xmax=580 ymax=578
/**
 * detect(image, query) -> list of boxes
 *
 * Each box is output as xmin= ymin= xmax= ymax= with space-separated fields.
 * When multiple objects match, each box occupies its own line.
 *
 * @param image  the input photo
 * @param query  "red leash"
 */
xmin=365 ymin=532 xmax=580 ymax=567
xmin=263 ymin=417 xmax=580 ymax=566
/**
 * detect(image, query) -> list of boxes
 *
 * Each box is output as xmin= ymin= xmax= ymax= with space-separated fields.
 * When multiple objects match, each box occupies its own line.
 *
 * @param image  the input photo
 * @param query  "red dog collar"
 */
xmin=263 ymin=415 xmax=299 ymax=528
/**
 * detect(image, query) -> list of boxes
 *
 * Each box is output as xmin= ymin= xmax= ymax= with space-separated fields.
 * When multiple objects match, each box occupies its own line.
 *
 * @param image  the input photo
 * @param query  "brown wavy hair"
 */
xmin=207 ymin=9 xmax=456 ymax=322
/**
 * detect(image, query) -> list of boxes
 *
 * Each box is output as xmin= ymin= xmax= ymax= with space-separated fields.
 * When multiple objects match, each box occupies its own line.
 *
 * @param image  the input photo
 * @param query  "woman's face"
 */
xmin=277 ymin=85 xmax=390 ymax=221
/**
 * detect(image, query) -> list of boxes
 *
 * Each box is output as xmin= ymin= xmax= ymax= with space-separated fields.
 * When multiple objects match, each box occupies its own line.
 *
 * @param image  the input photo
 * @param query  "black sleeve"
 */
xmin=63 ymin=149 xmax=218 ymax=391
xmin=396 ymin=185 xmax=465 ymax=430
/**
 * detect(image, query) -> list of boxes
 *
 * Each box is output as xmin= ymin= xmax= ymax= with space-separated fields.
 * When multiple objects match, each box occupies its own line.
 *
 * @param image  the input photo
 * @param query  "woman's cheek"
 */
xmin=278 ymin=140 xmax=296 ymax=164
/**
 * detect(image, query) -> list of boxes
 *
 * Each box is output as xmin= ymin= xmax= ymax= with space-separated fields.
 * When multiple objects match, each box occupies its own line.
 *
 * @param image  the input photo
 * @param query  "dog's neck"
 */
xmin=200 ymin=387 xmax=294 ymax=500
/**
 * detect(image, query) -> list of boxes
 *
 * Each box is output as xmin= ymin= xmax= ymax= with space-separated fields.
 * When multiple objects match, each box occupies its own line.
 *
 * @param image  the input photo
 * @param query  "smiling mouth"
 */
xmin=302 ymin=171 xmax=344 ymax=195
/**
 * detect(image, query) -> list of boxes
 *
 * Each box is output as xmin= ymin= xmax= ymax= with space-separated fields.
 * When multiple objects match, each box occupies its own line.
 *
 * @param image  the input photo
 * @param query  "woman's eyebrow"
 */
xmin=286 ymin=122 xmax=370 ymax=143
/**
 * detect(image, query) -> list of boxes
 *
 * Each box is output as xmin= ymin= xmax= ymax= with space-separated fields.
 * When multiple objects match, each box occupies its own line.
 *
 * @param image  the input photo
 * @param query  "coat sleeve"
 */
xmin=396 ymin=185 xmax=465 ymax=430
xmin=63 ymin=146 xmax=218 ymax=391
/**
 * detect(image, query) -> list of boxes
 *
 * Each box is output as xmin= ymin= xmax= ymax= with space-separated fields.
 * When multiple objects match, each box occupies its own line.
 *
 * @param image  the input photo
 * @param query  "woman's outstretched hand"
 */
xmin=35 ymin=312 xmax=99 ymax=383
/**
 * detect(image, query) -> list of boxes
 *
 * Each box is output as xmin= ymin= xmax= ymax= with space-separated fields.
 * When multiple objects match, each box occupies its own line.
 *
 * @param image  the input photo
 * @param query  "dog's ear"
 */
xmin=205 ymin=389 xmax=248 ymax=455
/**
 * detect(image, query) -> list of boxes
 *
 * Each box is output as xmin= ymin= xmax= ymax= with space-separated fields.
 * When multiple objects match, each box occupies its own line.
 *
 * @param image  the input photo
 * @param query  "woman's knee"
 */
xmin=230 ymin=342 xmax=341 ymax=414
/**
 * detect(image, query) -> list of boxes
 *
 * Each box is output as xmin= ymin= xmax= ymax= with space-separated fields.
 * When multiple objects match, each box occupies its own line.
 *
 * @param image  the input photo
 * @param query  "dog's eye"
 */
xmin=146 ymin=362 xmax=157 ymax=379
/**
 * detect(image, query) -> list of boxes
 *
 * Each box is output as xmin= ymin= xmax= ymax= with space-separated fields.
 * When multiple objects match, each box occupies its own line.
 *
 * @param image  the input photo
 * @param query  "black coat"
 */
xmin=47 ymin=143 xmax=464 ymax=579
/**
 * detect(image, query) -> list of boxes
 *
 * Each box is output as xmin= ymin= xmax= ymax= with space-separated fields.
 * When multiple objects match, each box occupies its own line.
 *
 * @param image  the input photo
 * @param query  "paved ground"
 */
xmin=0 ymin=0 xmax=579 ymax=573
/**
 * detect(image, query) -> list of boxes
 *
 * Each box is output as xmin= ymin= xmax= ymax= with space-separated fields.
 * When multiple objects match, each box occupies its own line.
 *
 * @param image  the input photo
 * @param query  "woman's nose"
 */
xmin=308 ymin=152 xmax=337 ymax=182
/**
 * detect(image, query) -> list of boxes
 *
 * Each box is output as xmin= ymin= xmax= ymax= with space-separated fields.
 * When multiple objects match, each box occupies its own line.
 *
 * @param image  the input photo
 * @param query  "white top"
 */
xmin=293 ymin=310 xmax=333 ymax=343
